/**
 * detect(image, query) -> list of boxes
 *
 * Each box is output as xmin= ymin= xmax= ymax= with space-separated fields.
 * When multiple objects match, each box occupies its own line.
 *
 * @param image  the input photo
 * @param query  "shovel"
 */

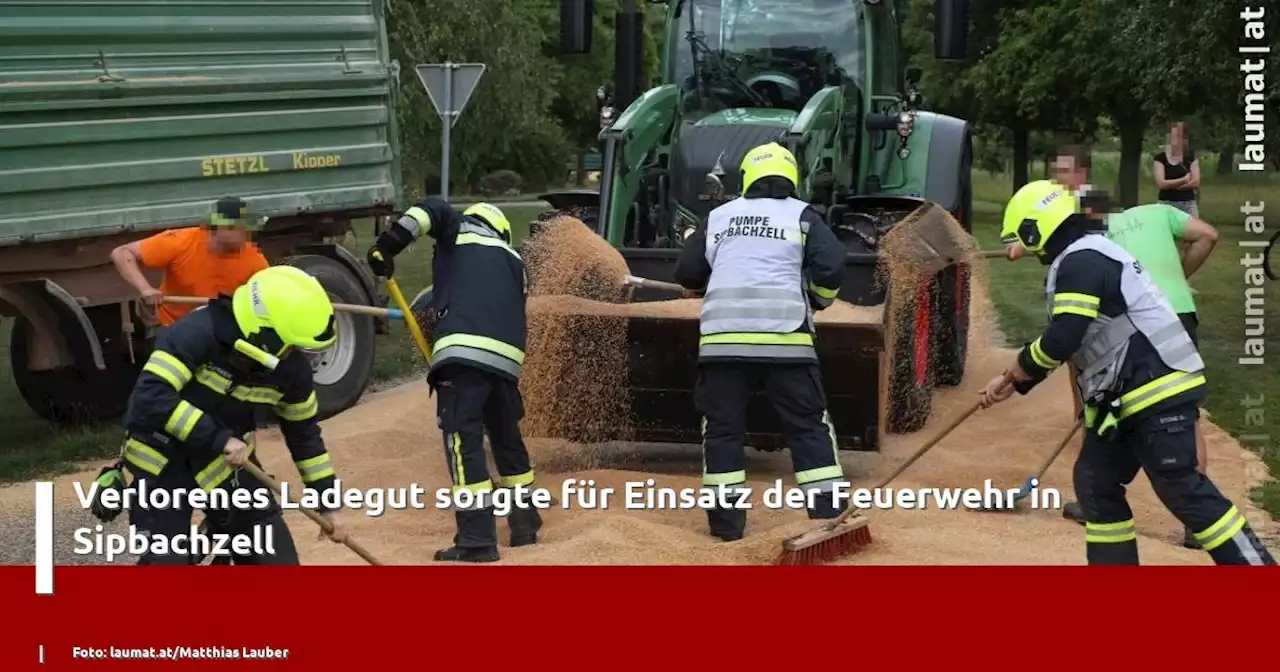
xmin=622 ymin=274 xmax=691 ymax=294
xmin=163 ymin=295 xmax=404 ymax=320
xmin=881 ymin=202 xmax=1010 ymax=275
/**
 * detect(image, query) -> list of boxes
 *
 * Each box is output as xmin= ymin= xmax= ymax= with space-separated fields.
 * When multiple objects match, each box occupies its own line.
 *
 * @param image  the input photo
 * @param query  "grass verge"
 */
xmin=0 ymin=205 xmax=545 ymax=483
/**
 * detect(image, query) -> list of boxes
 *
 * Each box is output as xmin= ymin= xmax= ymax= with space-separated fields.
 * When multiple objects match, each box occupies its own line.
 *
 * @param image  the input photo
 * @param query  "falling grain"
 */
xmin=519 ymin=216 xmax=635 ymax=459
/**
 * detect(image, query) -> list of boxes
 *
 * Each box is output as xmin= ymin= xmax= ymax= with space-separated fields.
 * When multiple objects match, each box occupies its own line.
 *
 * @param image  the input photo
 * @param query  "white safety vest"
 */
xmin=1046 ymin=234 xmax=1203 ymax=401
xmin=699 ymin=196 xmax=815 ymax=361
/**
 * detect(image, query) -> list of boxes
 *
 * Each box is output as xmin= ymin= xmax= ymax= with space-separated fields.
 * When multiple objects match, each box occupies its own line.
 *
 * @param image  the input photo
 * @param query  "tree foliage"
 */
xmin=383 ymin=1 xmax=1264 ymax=198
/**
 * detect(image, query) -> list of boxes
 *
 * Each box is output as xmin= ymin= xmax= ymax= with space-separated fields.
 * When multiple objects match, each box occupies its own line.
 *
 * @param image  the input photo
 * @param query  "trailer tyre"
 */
xmin=8 ymin=314 xmax=139 ymax=425
xmin=281 ymin=254 xmax=376 ymax=421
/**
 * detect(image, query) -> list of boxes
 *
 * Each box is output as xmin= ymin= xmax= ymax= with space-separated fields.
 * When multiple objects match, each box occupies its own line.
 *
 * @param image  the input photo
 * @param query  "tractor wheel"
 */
xmin=932 ymin=140 xmax=974 ymax=387
xmin=886 ymin=281 xmax=933 ymax=433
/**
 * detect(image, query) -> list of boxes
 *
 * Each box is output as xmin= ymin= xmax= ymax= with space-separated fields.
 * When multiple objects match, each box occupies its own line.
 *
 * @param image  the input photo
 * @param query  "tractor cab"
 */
xmin=671 ymin=0 xmax=865 ymax=121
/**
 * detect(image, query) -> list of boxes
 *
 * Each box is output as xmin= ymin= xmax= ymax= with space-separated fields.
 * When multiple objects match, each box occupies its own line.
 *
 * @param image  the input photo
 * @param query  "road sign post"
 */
xmin=414 ymin=62 xmax=486 ymax=202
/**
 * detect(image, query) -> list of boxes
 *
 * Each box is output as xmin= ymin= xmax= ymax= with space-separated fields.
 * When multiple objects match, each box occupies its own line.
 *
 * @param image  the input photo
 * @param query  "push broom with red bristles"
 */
xmin=776 ymin=400 xmax=985 ymax=565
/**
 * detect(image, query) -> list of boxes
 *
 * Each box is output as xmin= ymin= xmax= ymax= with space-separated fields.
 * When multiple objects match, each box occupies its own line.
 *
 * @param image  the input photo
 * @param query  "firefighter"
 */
xmin=116 ymin=265 xmax=347 ymax=565
xmin=1060 ymin=192 xmax=1221 ymax=550
xmin=366 ymin=199 xmax=540 ymax=563
xmin=111 ymin=196 xmax=269 ymax=329
xmin=674 ymin=142 xmax=848 ymax=541
xmin=980 ymin=180 xmax=1273 ymax=565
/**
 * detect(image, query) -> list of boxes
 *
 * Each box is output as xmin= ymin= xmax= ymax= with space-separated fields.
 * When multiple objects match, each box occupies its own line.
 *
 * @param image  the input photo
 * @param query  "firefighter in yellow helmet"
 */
xmin=110 ymin=265 xmax=348 ymax=564
xmin=366 ymin=199 xmax=539 ymax=562
xmin=981 ymin=180 xmax=1274 ymax=565
xmin=673 ymin=141 xmax=848 ymax=541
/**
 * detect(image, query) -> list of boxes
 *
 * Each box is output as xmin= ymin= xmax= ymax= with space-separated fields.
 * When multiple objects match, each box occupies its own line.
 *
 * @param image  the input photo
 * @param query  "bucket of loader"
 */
xmin=614 ymin=249 xmax=885 ymax=451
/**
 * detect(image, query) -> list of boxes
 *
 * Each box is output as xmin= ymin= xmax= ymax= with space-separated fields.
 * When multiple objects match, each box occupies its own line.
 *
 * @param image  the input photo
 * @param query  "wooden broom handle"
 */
xmin=162 ymin=295 xmax=402 ymax=319
xmin=240 ymin=461 xmax=384 ymax=566
xmin=821 ymin=400 xmax=984 ymax=532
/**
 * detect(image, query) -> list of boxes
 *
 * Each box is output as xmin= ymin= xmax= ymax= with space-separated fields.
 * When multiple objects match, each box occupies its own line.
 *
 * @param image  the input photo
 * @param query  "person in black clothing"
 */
xmin=984 ymin=180 xmax=1273 ymax=565
xmin=367 ymin=199 xmax=540 ymax=563
xmin=1152 ymin=121 xmax=1200 ymax=217
xmin=115 ymin=265 xmax=348 ymax=565
xmin=673 ymin=142 xmax=849 ymax=541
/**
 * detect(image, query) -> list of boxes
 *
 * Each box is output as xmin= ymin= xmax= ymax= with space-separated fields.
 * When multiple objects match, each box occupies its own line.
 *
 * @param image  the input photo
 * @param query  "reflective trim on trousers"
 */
xmin=1084 ymin=519 xmax=1137 ymax=544
xmin=1194 ymin=505 xmax=1267 ymax=564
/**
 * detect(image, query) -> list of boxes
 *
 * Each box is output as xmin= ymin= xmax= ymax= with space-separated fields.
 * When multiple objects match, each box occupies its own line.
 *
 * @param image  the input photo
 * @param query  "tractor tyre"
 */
xmin=281 ymin=254 xmax=376 ymax=421
xmin=932 ymin=139 xmax=974 ymax=387
xmin=885 ymin=281 xmax=933 ymax=434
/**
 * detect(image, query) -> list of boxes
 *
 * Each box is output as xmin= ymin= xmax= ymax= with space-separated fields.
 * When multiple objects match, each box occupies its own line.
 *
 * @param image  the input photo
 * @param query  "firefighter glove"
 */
xmin=366 ymin=245 xmax=394 ymax=278
xmin=90 ymin=462 xmax=128 ymax=523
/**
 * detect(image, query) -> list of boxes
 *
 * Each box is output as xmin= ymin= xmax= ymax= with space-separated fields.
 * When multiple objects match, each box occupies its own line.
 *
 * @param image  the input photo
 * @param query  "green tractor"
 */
xmin=535 ymin=0 xmax=974 ymax=451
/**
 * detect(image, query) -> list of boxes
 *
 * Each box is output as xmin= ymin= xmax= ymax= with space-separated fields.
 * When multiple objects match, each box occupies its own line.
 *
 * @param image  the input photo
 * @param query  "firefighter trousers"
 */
xmin=1073 ymin=400 xmax=1275 ymax=565
xmin=434 ymin=364 xmax=541 ymax=550
xmin=694 ymin=362 xmax=846 ymax=540
xmin=125 ymin=455 xmax=300 ymax=566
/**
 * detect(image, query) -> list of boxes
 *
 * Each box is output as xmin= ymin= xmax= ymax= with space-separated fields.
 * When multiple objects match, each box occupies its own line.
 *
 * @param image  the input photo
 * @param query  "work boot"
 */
xmin=437 ymin=507 xmax=499 ymax=561
xmin=1182 ymin=528 xmax=1199 ymax=549
xmin=508 ymin=506 xmax=543 ymax=547
xmin=1062 ymin=501 xmax=1086 ymax=526
xmin=707 ymin=508 xmax=746 ymax=542
xmin=806 ymin=491 xmax=845 ymax=520
xmin=433 ymin=545 xmax=499 ymax=563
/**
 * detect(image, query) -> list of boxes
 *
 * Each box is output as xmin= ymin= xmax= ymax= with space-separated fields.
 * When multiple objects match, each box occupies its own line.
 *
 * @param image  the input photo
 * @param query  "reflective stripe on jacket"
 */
xmin=1045 ymin=235 xmax=1205 ymax=415
xmin=122 ymin=299 xmax=337 ymax=498
xmin=698 ymin=196 xmax=816 ymax=362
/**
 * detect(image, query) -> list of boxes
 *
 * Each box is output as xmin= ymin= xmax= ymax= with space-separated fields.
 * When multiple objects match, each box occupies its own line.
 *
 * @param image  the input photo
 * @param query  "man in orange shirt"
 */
xmin=112 ymin=196 xmax=269 ymax=327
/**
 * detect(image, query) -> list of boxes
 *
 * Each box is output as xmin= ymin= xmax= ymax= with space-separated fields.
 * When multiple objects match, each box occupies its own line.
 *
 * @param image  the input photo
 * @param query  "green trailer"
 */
xmin=0 ymin=0 xmax=403 ymax=424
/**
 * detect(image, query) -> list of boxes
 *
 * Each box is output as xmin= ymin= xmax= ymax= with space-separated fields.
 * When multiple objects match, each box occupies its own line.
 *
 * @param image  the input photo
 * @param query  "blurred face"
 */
xmin=207 ymin=225 xmax=248 ymax=255
xmin=1169 ymin=124 xmax=1186 ymax=150
xmin=1053 ymin=155 xmax=1086 ymax=191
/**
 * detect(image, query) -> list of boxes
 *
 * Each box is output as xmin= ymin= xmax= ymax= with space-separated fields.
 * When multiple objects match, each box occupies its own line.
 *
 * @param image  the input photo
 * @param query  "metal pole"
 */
xmin=440 ymin=61 xmax=453 ymax=201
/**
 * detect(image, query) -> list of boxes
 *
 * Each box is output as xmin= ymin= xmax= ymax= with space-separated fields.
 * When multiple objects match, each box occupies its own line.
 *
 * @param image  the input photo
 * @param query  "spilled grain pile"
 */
xmin=520 ymin=215 xmax=635 ymax=446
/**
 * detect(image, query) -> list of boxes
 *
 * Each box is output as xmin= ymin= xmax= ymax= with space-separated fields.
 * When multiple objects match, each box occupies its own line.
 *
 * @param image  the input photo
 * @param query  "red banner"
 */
xmin=2 ymin=566 xmax=1276 ymax=669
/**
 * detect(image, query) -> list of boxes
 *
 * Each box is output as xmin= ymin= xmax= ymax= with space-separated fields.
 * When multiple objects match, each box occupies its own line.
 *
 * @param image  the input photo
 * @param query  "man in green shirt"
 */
xmin=1061 ymin=193 xmax=1220 ymax=548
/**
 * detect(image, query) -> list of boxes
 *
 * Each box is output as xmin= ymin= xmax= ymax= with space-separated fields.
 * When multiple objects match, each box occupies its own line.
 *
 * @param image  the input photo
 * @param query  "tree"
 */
xmin=905 ymin=0 xmax=1095 ymax=191
xmin=388 ymin=0 xmax=567 ymax=195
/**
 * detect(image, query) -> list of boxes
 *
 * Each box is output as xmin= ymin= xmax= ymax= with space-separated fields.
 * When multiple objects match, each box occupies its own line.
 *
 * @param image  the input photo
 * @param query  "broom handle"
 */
xmin=822 ymin=400 xmax=983 ymax=531
xmin=163 ymin=295 xmax=402 ymax=319
xmin=240 ymin=461 xmax=384 ymax=566
xmin=1030 ymin=419 xmax=1082 ymax=480
xmin=383 ymin=277 xmax=432 ymax=366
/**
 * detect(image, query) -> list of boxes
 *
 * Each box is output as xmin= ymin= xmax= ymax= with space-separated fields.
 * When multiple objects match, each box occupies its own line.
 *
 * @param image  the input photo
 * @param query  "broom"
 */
xmin=776 ymin=400 xmax=984 ymax=565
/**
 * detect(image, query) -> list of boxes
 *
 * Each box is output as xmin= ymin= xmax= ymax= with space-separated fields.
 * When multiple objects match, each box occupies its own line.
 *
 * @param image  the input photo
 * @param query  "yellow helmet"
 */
xmin=231 ymin=266 xmax=336 ymax=355
xmin=1001 ymin=180 xmax=1078 ymax=255
xmin=740 ymin=142 xmax=799 ymax=193
xmin=463 ymin=202 xmax=513 ymax=243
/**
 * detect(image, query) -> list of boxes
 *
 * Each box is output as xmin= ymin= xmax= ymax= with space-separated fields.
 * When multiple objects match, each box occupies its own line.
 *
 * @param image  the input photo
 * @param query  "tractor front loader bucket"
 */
xmin=522 ymin=248 xmax=887 ymax=451
xmin=624 ymin=312 xmax=884 ymax=451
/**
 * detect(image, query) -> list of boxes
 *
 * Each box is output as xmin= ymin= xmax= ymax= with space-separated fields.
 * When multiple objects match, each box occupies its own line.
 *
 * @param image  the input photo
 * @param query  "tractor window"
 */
xmin=672 ymin=0 xmax=866 ymax=117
